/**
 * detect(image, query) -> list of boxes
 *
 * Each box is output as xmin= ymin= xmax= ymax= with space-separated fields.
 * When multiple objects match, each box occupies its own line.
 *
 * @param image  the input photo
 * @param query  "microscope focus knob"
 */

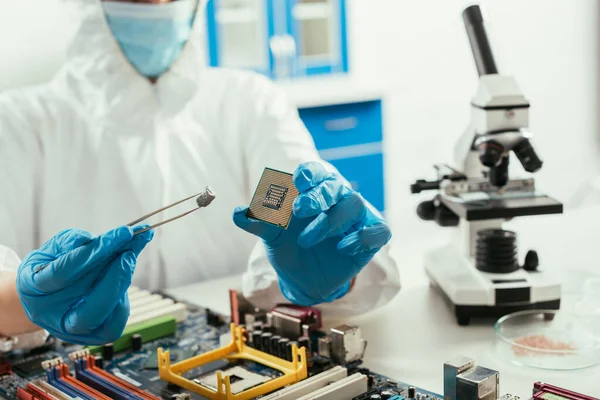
xmin=417 ymin=200 xmax=436 ymax=221
xmin=417 ymin=197 xmax=459 ymax=227
xmin=523 ymin=250 xmax=540 ymax=272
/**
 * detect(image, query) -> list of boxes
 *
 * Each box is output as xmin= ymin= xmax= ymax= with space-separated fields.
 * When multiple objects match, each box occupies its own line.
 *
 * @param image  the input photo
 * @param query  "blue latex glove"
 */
xmin=234 ymin=162 xmax=392 ymax=306
xmin=17 ymin=226 xmax=154 ymax=345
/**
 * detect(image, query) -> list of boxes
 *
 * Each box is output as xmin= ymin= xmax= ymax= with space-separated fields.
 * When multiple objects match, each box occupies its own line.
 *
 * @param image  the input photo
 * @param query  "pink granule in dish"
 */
xmin=512 ymin=335 xmax=576 ymax=356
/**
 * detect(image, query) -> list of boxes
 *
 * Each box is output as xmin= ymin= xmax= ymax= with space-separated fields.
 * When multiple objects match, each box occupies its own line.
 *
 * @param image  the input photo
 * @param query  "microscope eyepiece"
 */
xmin=477 ymin=140 xmax=504 ymax=167
xmin=514 ymin=138 xmax=543 ymax=173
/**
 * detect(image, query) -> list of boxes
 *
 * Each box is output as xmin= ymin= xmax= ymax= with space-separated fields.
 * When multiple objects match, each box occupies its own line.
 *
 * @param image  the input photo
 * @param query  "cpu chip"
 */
xmin=247 ymin=168 xmax=299 ymax=229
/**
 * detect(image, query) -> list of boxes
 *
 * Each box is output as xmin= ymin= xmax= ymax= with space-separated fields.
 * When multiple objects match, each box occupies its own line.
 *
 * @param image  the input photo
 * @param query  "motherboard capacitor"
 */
xmin=269 ymin=335 xmax=281 ymax=355
xmin=251 ymin=330 xmax=263 ymax=350
xmin=103 ymin=343 xmax=114 ymax=362
xmin=132 ymin=334 xmax=143 ymax=351
xmin=408 ymin=387 xmax=416 ymax=398
xmin=261 ymin=332 xmax=273 ymax=352
xmin=277 ymin=338 xmax=290 ymax=360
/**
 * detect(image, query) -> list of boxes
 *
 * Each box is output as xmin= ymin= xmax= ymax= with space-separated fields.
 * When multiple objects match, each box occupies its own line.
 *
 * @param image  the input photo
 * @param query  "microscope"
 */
xmin=411 ymin=4 xmax=563 ymax=326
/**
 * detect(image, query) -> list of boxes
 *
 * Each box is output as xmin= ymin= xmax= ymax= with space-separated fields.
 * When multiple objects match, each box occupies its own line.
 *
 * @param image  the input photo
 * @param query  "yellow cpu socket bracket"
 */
xmin=246 ymin=168 xmax=300 ymax=229
xmin=157 ymin=324 xmax=308 ymax=400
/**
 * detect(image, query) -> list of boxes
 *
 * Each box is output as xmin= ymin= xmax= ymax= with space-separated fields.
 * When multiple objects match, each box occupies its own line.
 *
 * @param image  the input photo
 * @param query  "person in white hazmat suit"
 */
xmin=0 ymin=0 xmax=399 ymax=345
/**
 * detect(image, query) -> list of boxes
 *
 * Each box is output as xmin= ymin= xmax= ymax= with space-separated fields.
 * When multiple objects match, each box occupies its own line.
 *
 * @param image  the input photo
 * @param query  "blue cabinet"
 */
xmin=206 ymin=0 xmax=348 ymax=79
xmin=298 ymin=100 xmax=385 ymax=212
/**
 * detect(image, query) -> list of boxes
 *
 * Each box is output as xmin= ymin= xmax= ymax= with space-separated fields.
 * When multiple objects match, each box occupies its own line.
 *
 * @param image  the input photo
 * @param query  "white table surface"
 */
xmin=167 ymin=205 xmax=600 ymax=399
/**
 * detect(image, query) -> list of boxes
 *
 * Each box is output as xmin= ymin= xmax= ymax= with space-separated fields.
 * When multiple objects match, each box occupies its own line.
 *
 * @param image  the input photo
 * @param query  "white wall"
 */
xmin=0 ymin=0 xmax=77 ymax=90
xmin=1 ymin=0 xmax=598 ymax=243
xmin=345 ymin=0 xmax=599 ymax=244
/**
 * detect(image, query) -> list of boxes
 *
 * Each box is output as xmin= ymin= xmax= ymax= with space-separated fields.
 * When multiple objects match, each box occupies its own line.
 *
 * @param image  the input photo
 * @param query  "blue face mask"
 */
xmin=103 ymin=0 xmax=199 ymax=79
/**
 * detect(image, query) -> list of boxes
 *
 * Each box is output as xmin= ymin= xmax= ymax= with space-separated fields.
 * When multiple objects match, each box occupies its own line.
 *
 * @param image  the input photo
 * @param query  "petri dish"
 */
xmin=494 ymin=310 xmax=600 ymax=370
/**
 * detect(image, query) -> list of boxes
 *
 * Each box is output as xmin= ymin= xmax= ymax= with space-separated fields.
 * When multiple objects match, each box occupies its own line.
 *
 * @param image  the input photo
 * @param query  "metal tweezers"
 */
xmin=129 ymin=186 xmax=216 ymax=236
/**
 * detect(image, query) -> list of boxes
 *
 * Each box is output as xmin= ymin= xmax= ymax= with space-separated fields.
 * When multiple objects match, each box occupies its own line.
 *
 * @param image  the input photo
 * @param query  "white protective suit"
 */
xmin=0 ymin=0 xmax=400 ymax=316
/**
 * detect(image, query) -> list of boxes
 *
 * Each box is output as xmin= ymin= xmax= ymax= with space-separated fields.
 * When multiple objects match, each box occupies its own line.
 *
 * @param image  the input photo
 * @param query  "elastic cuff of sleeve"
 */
xmin=278 ymin=280 xmax=351 ymax=306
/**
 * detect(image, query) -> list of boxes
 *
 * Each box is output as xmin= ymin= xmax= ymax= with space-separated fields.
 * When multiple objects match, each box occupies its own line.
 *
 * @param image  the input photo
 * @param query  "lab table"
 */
xmin=167 ymin=204 xmax=600 ymax=399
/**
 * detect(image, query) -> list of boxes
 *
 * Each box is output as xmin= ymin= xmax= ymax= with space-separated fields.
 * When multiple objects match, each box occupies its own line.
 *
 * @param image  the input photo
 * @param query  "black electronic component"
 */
xmin=11 ymin=356 xmax=46 ymax=378
xmin=262 ymin=324 xmax=274 ymax=334
xmin=269 ymin=335 xmax=281 ymax=356
xmin=251 ymin=330 xmax=263 ymax=350
xmin=94 ymin=356 xmax=104 ymax=369
xmin=476 ymin=229 xmax=519 ymax=274
xmin=103 ymin=343 xmax=114 ymax=362
xmin=277 ymin=338 xmax=290 ymax=360
xmin=132 ymin=333 xmax=143 ymax=351
xmin=286 ymin=341 xmax=298 ymax=361
xmin=206 ymin=308 xmax=225 ymax=327
xmin=408 ymin=386 xmax=416 ymax=398
xmin=261 ymin=332 xmax=273 ymax=352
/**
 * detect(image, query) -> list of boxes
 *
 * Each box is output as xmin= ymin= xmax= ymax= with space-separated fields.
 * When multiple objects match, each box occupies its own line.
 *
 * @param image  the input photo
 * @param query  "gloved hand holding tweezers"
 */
xmin=16 ymin=187 xmax=216 ymax=345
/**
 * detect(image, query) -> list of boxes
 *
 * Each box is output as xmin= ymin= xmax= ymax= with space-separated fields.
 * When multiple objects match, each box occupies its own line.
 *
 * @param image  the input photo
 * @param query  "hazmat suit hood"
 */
xmin=55 ymin=0 xmax=208 ymax=124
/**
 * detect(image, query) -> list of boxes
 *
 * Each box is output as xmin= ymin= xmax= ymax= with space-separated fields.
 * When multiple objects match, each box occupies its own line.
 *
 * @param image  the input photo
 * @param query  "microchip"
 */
xmin=12 ymin=356 xmax=47 ymax=378
xmin=247 ymin=168 xmax=299 ymax=229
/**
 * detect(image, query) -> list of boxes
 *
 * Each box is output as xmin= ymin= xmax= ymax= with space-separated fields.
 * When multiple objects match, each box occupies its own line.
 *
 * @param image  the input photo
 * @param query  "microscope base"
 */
xmin=425 ymin=244 xmax=561 ymax=326
xmin=430 ymin=280 xmax=560 ymax=326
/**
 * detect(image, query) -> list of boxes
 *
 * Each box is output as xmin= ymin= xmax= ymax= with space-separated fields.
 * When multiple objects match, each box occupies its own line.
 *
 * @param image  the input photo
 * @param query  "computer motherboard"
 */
xmin=0 ymin=288 xmax=595 ymax=400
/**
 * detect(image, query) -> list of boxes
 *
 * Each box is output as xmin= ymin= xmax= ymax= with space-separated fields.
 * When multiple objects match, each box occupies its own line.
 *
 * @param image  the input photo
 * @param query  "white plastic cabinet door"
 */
xmin=288 ymin=0 xmax=348 ymax=76
xmin=208 ymin=0 xmax=271 ymax=75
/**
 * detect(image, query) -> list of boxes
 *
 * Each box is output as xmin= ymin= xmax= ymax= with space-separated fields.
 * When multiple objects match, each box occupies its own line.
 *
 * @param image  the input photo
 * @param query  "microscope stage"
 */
xmin=440 ymin=195 xmax=563 ymax=221
xmin=425 ymin=244 xmax=561 ymax=326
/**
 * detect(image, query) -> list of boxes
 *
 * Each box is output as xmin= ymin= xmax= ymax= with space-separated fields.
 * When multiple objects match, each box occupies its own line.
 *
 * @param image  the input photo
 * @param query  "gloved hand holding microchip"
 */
xmin=233 ymin=162 xmax=392 ymax=306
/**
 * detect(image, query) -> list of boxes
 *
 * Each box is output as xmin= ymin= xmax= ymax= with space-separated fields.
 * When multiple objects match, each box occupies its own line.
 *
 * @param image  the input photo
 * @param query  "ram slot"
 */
xmin=296 ymin=373 xmax=368 ymax=400
xmin=17 ymin=388 xmax=41 ymax=400
xmin=127 ymin=302 xmax=187 ymax=326
xmin=74 ymin=359 xmax=143 ymax=400
xmin=129 ymin=294 xmax=164 ymax=311
xmin=30 ymin=380 xmax=75 ymax=400
xmin=128 ymin=290 xmax=152 ymax=301
xmin=85 ymin=356 xmax=161 ymax=400
xmin=259 ymin=366 xmax=348 ymax=400
xmin=46 ymin=367 xmax=93 ymax=400
xmin=21 ymin=383 xmax=60 ymax=400
xmin=59 ymin=364 xmax=112 ymax=400
xmin=74 ymin=357 xmax=155 ymax=400
xmin=130 ymin=298 xmax=175 ymax=317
